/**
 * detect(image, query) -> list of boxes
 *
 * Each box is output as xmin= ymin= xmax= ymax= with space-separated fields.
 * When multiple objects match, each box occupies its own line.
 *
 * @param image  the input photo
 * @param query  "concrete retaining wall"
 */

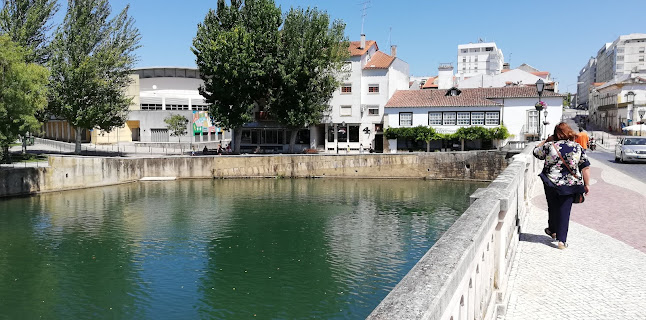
xmin=367 ymin=144 xmax=539 ymax=320
xmin=0 ymin=151 xmax=508 ymax=198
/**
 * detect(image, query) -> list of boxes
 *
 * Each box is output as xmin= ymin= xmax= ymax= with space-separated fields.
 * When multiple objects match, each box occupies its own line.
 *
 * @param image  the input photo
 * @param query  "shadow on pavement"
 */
xmin=519 ymin=232 xmax=558 ymax=249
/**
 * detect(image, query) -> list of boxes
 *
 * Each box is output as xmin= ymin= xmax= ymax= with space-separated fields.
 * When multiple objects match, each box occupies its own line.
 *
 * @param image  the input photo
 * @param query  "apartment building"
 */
xmin=577 ymin=58 xmax=597 ymax=108
xmin=457 ymin=42 xmax=504 ymax=80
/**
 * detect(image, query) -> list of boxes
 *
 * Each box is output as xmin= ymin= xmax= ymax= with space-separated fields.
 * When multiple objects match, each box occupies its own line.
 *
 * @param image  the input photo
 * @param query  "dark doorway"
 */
xmin=375 ymin=134 xmax=383 ymax=153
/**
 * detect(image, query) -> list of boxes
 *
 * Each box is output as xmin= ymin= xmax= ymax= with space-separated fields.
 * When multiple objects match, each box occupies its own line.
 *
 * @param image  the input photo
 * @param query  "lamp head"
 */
xmin=536 ymin=79 xmax=545 ymax=95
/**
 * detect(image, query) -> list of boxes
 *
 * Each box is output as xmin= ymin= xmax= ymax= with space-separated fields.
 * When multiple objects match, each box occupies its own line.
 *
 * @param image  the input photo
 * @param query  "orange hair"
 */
xmin=553 ymin=122 xmax=577 ymax=141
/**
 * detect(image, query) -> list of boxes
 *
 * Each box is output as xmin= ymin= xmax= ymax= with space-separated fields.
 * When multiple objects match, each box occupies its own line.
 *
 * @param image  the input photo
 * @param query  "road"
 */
xmin=586 ymin=148 xmax=646 ymax=184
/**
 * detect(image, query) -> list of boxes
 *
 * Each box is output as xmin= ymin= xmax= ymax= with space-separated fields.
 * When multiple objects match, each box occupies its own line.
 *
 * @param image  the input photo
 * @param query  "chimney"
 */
xmin=390 ymin=45 xmax=397 ymax=57
xmin=437 ymin=63 xmax=455 ymax=90
xmin=360 ymin=34 xmax=366 ymax=49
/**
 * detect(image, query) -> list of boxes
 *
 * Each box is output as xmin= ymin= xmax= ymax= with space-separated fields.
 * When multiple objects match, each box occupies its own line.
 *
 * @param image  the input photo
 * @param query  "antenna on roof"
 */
xmin=388 ymin=26 xmax=392 ymax=48
xmin=359 ymin=0 xmax=371 ymax=35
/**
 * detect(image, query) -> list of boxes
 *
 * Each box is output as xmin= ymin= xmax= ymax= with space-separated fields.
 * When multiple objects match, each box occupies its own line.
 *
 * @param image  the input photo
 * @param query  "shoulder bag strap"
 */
xmin=551 ymin=143 xmax=580 ymax=179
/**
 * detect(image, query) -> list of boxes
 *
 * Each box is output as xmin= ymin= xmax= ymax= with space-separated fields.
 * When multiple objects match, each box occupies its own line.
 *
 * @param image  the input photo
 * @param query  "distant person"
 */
xmin=217 ymin=144 xmax=223 ymax=155
xmin=203 ymin=146 xmax=208 ymax=154
xmin=534 ymin=122 xmax=591 ymax=250
xmin=575 ymin=128 xmax=589 ymax=150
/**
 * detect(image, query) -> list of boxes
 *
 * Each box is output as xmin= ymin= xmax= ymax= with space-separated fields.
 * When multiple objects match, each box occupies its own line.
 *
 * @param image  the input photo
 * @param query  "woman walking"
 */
xmin=533 ymin=122 xmax=591 ymax=249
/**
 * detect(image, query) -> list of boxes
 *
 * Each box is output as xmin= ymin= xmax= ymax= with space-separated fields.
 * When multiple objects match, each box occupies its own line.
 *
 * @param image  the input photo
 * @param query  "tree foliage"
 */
xmin=384 ymin=125 xmax=510 ymax=151
xmin=193 ymin=0 xmax=282 ymax=154
xmin=48 ymin=0 xmax=140 ymax=154
xmin=0 ymin=0 xmax=58 ymax=64
xmin=272 ymin=7 xmax=349 ymax=153
xmin=0 ymin=35 xmax=48 ymax=162
xmin=164 ymin=114 xmax=189 ymax=142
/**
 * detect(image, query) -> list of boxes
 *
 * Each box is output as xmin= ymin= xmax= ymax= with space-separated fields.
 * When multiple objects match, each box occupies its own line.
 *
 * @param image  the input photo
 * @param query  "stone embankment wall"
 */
xmin=0 ymin=151 xmax=507 ymax=197
xmin=368 ymin=144 xmax=540 ymax=320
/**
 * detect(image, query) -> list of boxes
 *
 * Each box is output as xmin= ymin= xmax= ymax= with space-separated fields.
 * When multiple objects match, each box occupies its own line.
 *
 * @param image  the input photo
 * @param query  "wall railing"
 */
xmin=367 ymin=143 xmax=540 ymax=320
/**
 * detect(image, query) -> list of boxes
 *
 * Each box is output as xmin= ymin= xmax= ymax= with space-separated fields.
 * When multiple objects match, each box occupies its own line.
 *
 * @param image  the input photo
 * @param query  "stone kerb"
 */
xmin=367 ymin=145 xmax=539 ymax=320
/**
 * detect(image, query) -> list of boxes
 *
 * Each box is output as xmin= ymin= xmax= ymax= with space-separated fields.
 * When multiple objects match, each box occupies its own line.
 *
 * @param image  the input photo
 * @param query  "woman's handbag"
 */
xmin=552 ymin=144 xmax=586 ymax=204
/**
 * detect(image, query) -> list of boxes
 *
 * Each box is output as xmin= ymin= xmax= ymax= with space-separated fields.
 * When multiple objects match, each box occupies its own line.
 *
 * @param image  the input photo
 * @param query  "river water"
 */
xmin=0 ymin=178 xmax=486 ymax=319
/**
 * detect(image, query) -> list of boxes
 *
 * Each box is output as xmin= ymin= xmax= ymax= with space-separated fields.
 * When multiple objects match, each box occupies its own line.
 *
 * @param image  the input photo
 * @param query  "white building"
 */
xmin=589 ymin=74 xmax=646 ymax=131
xmin=457 ymin=42 xmax=504 ymax=80
xmin=324 ymin=35 xmax=410 ymax=153
xmin=43 ymin=67 xmax=232 ymax=146
xmin=595 ymin=34 xmax=646 ymax=83
xmin=577 ymin=57 xmax=597 ymax=108
xmin=383 ymin=86 xmax=564 ymax=152
xmin=458 ymin=68 xmax=549 ymax=89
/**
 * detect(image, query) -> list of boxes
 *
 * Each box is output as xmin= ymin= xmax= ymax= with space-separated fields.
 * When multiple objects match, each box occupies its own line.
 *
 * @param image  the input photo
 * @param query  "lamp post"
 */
xmin=626 ymin=91 xmax=635 ymax=126
xmin=639 ymin=108 xmax=645 ymax=137
xmin=535 ymin=79 xmax=545 ymax=139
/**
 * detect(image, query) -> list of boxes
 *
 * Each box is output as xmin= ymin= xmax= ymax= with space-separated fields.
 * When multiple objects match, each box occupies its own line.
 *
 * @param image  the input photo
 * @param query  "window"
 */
xmin=639 ymin=56 xmax=645 ymax=62
xmin=486 ymin=47 xmax=493 ymax=51
xmin=340 ymin=105 xmax=352 ymax=116
xmin=141 ymin=104 xmax=162 ymax=110
xmin=485 ymin=112 xmax=500 ymax=125
xmin=639 ymin=47 xmax=645 ymax=53
xmin=527 ymin=110 xmax=539 ymax=134
xmin=471 ymin=112 xmax=484 ymax=125
xmin=338 ymin=125 xmax=347 ymax=142
xmin=349 ymin=125 xmax=359 ymax=142
xmin=443 ymin=112 xmax=456 ymax=125
xmin=167 ymin=104 xmax=189 ymax=110
xmin=399 ymin=112 xmax=412 ymax=126
xmin=328 ymin=126 xmax=335 ymax=142
xmin=461 ymin=49 xmax=467 ymax=53
xmin=457 ymin=112 xmax=470 ymax=125
xmin=193 ymin=105 xmax=209 ymax=111
xmin=341 ymin=84 xmax=352 ymax=94
xmin=428 ymin=112 xmax=442 ymax=125
xmin=462 ymin=58 xmax=466 ymax=62
xmin=368 ymin=107 xmax=379 ymax=115
xmin=368 ymin=84 xmax=379 ymax=93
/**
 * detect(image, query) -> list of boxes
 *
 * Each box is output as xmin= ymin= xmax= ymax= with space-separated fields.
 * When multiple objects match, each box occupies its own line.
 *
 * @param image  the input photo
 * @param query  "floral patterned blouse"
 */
xmin=533 ymin=140 xmax=590 ymax=191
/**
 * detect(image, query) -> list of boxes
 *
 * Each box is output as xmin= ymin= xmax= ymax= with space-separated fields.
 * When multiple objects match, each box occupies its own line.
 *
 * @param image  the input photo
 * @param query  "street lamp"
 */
xmin=639 ymin=108 xmax=645 ymax=137
xmin=535 ymin=79 xmax=545 ymax=139
xmin=626 ymin=91 xmax=636 ymax=126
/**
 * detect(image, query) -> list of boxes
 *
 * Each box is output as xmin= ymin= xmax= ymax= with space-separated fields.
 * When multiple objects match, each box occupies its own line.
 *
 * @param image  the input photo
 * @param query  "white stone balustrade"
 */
xmin=367 ymin=144 xmax=540 ymax=320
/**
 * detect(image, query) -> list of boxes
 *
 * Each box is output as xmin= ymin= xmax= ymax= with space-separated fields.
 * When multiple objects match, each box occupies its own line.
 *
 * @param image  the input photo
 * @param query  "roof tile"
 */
xmin=363 ymin=51 xmax=396 ymax=69
xmin=349 ymin=40 xmax=377 ymax=56
xmin=385 ymin=86 xmax=564 ymax=108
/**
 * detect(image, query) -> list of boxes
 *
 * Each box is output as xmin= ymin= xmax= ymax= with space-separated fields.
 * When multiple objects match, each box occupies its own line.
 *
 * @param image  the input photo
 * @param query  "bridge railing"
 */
xmin=367 ymin=143 xmax=540 ymax=320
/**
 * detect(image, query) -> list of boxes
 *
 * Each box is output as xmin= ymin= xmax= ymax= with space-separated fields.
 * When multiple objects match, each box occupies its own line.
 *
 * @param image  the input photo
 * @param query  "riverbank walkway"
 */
xmin=503 ymin=155 xmax=646 ymax=319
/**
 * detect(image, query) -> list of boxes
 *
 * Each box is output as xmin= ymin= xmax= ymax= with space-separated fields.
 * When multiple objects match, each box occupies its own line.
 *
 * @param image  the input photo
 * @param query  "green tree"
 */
xmin=412 ymin=125 xmax=436 ymax=152
xmin=454 ymin=126 xmax=489 ymax=151
xmin=0 ymin=35 xmax=48 ymax=162
xmin=272 ymin=7 xmax=348 ymax=153
xmin=0 ymin=0 xmax=58 ymax=64
xmin=48 ymin=0 xmax=140 ymax=154
xmin=164 ymin=114 xmax=189 ymax=142
xmin=193 ymin=0 xmax=282 ymax=154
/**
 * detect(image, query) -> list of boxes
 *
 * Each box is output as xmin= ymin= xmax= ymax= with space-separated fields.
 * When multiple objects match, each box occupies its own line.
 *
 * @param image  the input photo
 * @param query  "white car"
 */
xmin=615 ymin=137 xmax=646 ymax=163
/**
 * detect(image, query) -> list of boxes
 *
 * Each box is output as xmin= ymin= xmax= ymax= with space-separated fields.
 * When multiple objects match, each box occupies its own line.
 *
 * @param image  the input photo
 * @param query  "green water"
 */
xmin=0 ymin=179 xmax=486 ymax=319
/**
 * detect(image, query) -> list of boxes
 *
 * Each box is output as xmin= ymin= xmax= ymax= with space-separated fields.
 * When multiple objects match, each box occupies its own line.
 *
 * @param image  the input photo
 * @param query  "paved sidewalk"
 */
xmin=503 ymin=157 xmax=646 ymax=320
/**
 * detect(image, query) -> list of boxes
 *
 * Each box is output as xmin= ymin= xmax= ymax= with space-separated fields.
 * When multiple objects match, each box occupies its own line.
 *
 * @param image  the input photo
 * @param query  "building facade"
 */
xmin=577 ymin=57 xmax=597 ymax=108
xmin=324 ymin=35 xmax=410 ymax=153
xmin=589 ymin=74 xmax=646 ymax=131
xmin=384 ymin=86 xmax=564 ymax=152
xmin=596 ymin=34 xmax=646 ymax=83
xmin=457 ymin=42 xmax=504 ymax=80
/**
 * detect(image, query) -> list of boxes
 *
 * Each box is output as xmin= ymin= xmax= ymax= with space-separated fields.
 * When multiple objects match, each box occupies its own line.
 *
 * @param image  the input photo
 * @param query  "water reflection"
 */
xmin=0 ymin=178 xmax=485 ymax=319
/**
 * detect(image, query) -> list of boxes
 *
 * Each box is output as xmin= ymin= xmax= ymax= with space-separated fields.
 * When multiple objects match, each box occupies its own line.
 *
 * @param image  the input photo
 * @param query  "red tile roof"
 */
xmin=531 ymin=71 xmax=550 ymax=78
xmin=349 ymin=40 xmax=378 ymax=56
xmin=422 ymin=76 xmax=438 ymax=89
xmin=363 ymin=51 xmax=396 ymax=69
xmin=385 ymin=86 xmax=564 ymax=108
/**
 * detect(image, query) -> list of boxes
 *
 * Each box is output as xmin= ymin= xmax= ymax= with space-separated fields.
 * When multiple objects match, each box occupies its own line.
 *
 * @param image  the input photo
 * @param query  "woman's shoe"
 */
xmin=544 ymin=228 xmax=556 ymax=240
xmin=557 ymin=242 xmax=568 ymax=250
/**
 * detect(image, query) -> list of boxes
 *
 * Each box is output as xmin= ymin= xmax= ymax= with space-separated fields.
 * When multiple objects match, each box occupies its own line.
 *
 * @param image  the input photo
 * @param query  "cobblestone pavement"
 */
xmin=503 ymin=157 xmax=646 ymax=320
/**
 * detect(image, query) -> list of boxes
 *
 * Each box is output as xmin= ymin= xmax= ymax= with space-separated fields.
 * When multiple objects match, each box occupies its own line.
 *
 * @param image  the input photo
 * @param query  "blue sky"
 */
xmin=59 ymin=0 xmax=645 ymax=93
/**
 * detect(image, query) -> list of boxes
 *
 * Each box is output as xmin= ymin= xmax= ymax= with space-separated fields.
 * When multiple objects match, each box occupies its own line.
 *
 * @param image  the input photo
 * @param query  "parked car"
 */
xmin=615 ymin=137 xmax=646 ymax=163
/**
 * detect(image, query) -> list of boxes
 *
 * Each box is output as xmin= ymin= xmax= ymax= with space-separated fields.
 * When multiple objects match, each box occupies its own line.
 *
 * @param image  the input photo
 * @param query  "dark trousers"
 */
xmin=544 ymin=184 xmax=574 ymax=243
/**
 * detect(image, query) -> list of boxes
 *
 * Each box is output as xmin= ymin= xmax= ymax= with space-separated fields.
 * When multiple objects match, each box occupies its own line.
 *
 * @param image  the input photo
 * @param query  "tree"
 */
xmin=0 ymin=35 xmax=48 ymax=163
xmin=0 ymin=0 xmax=58 ymax=64
xmin=164 ymin=114 xmax=189 ymax=142
xmin=193 ymin=0 xmax=282 ymax=154
xmin=272 ymin=7 xmax=349 ymax=153
xmin=412 ymin=126 xmax=437 ymax=152
xmin=48 ymin=0 xmax=140 ymax=154
xmin=1 ymin=0 xmax=58 ymax=152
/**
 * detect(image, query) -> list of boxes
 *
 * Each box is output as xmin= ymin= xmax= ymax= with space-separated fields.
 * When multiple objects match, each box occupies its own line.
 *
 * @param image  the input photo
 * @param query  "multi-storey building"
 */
xmin=596 ymin=34 xmax=646 ymax=83
xmin=324 ymin=35 xmax=409 ymax=153
xmin=577 ymin=58 xmax=597 ymax=108
xmin=457 ymin=42 xmax=504 ymax=80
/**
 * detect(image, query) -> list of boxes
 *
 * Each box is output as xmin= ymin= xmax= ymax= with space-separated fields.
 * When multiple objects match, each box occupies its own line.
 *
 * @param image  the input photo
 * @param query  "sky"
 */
xmin=54 ymin=0 xmax=646 ymax=94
